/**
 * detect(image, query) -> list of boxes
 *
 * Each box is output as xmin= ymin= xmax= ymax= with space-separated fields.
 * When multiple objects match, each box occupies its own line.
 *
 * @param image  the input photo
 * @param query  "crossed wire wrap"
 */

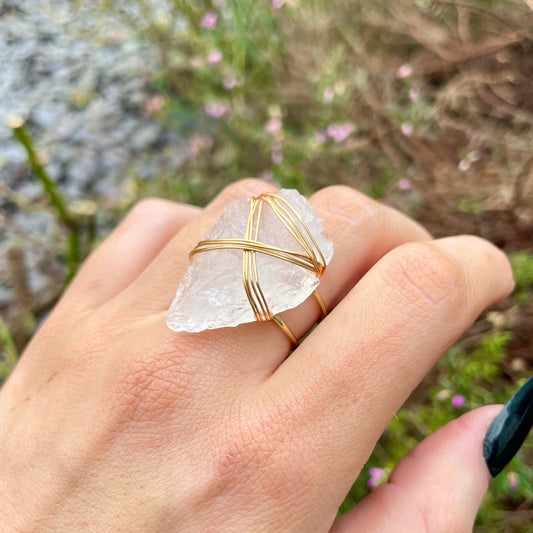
xmin=189 ymin=192 xmax=328 ymax=344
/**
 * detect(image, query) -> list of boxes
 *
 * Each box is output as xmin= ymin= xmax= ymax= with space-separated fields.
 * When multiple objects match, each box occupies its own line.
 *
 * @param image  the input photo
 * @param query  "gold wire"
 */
xmin=312 ymin=289 xmax=327 ymax=318
xmin=190 ymin=192 xmax=328 ymax=343
xmin=272 ymin=315 xmax=299 ymax=346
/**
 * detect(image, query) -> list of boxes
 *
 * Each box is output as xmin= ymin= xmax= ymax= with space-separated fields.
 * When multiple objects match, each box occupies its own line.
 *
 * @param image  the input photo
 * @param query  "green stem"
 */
xmin=67 ymin=230 xmax=80 ymax=283
xmin=11 ymin=120 xmax=75 ymax=227
xmin=10 ymin=118 xmax=81 ymax=280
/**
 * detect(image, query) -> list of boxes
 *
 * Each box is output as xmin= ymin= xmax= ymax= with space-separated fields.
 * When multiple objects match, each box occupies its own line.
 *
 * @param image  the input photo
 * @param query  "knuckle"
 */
xmin=314 ymin=185 xmax=383 ymax=232
xmin=220 ymin=178 xmax=277 ymax=202
xmin=382 ymin=242 xmax=468 ymax=313
xmin=128 ymin=197 xmax=170 ymax=220
xmin=316 ymin=184 xmax=361 ymax=202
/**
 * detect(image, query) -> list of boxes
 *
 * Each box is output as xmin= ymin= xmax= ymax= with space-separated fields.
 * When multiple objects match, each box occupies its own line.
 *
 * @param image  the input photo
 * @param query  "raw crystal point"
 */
xmin=166 ymin=189 xmax=334 ymax=333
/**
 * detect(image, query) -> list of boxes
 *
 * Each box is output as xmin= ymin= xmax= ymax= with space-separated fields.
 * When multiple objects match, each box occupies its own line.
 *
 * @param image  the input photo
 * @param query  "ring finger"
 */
xmin=126 ymin=181 xmax=431 ymax=378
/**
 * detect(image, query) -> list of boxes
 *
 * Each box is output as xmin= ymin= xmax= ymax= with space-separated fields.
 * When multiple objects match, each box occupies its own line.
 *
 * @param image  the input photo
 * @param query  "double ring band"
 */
xmin=273 ymin=289 xmax=327 ymax=347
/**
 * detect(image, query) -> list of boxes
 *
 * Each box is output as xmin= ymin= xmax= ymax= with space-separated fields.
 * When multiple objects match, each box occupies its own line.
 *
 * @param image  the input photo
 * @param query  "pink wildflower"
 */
xmin=188 ymin=135 xmax=214 ymax=159
xmin=314 ymin=130 xmax=327 ymax=144
xmin=272 ymin=150 xmax=283 ymax=165
xmin=451 ymin=395 xmax=466 ymax=409
xmin=260 ymin=170 xmax=274 ymax=182
xmin=396 ymin=63 xmax=413 ymax=79
xmin=409 ymin=89 xmax=421 ymax=102
xmin=401 ymin=122 xmax=414 ymax=137
xmin=143 ymin=95 xmax=165 ymax=116
xmin=265 ymin=118 xmax=282 ymax=135
xmin=507 ymin=471 xmax=519 ymax=491
xmin=201 ymin=11 xmax=218 ymax=30
xmin=207 ymin=50 xmax=223 ymax=65
xmin=368 ymin=467 xmax=387 ymax=489
xmin=223 ymin=76 xmax=238 ymax=90
xmin=326 ymin=122 xmax=355 ymax=143
xmin=272 ymin=0 xmax=287 ymax=8
xmin=323 ymin=87 xmax=335 ymax=103
xmin=205 ymin=103 xmax=229 ymax=119
xmin=397 ymin=178 xmax=413 ymax=191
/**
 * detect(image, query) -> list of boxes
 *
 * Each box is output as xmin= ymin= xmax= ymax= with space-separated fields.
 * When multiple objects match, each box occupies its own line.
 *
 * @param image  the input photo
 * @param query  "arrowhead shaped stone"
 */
xmin=167 ymin=189 xmax=333 ymax=333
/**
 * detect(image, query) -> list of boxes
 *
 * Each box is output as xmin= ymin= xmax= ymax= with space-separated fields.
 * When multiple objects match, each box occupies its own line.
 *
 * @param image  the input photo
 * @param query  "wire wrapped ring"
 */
xmin=189 ymin=192 xmax=328 ymax=346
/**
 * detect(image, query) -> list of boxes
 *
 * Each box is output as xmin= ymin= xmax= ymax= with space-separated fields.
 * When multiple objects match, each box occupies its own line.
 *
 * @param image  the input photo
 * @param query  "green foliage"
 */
xmin=94 ymin=0 xmax=533 ymax=214
xmin=511 ymin=252 xmax=533 ymax=292
xmin=366 ymin=164 xmax=396 ymax=199
xmin=510 ymin=252 xmax=533 ymax=306
xmin=459 ymin=198 xmax=482 ymax=215
xmin=100 ymin=0 xmax=429 ymax=201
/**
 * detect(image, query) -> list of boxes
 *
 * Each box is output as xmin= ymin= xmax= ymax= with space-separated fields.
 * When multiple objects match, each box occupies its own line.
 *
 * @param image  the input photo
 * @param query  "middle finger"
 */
xmin=125 ymin=184 xmax=431 ymax=379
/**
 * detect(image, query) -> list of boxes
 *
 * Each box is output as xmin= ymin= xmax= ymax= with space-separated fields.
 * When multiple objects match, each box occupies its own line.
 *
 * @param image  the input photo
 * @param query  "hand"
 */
xmin=0 ymin=180 xmax=514 ymax=532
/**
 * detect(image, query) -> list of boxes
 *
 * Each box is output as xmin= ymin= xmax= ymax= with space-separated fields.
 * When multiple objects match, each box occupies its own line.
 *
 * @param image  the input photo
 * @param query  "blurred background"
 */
xmin=1 ymin=0 xmax=532 ymax=529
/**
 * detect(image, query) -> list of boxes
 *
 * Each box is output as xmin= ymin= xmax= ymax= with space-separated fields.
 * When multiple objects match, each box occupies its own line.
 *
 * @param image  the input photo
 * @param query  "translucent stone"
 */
xmin=167 ymin=189 xmax=334 ymax=333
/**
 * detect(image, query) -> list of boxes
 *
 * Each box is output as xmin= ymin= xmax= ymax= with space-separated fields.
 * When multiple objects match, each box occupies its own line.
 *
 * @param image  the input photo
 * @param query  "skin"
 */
xmin=0 ymin=180 xmax=514 ymax=532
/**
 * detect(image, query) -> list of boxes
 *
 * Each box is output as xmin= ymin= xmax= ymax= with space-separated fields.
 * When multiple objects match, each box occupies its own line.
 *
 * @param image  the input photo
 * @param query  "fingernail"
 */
xmin=483 ymin=377 xmax=533 ymax=477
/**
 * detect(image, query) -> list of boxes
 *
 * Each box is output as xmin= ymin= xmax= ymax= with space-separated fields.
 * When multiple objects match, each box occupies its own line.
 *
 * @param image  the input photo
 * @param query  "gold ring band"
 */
xmin=273 ymin=289 xmax=327 ymax=347
xmin=313 ymin=289 xmax=327 ymax=318
xmin=272 ymin=315 xmax=299 ymax=347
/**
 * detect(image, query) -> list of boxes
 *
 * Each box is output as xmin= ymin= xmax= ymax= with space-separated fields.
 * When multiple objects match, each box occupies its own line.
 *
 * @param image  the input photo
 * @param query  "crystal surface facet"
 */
xmin=166 ymin=189 xmax=333 ymax=333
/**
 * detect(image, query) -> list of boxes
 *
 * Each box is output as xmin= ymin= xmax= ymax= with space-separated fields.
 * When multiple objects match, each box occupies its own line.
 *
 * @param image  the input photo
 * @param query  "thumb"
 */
xmin=331 ymin=405 xmax=502 ymax=533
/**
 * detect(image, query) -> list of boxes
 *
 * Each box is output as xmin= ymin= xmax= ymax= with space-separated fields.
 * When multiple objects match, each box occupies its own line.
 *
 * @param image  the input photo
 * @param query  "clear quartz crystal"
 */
xmin=166 ymin=189 xmax=334 ymax=333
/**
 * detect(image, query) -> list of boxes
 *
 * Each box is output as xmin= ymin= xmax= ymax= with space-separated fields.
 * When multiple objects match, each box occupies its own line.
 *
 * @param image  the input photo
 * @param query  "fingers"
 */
xmin=127 ymin=184 xmax=431 ymax=379
xmin=330 ymin=406 xmax=501 ymax=533
xmin=263 ymin=236 xmax=513 ymax=518
xmin=58 ymin=199 xmax=201 ymax=312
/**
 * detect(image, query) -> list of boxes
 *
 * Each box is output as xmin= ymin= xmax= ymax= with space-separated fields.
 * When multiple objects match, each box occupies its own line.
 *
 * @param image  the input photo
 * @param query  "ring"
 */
xmin=167 ymin=189 xmax=334 ymax=346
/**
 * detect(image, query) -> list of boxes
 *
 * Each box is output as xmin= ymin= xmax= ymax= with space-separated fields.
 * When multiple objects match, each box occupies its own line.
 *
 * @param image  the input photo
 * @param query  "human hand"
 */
xmin=0 ymin=180 xmax=517 ymax=532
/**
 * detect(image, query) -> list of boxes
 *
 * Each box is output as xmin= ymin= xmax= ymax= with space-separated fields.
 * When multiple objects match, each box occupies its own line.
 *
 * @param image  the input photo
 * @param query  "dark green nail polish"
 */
xmin=483 ymin=377 xmax=533 ymax=478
